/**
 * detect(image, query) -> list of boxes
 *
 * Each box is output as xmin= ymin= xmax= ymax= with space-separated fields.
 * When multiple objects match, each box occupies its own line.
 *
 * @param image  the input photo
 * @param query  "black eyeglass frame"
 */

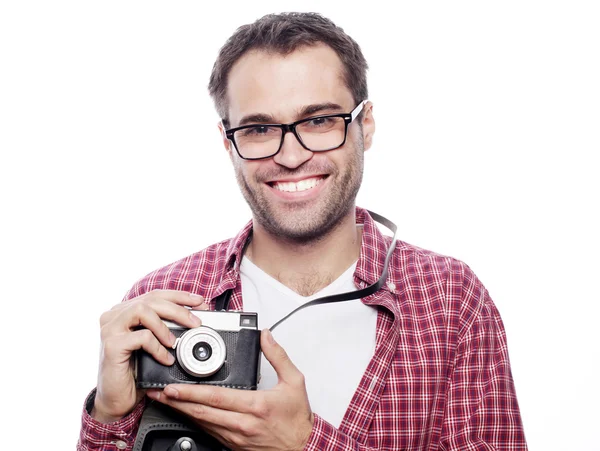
xmin=223 ymin=100 xmax=367 ymax=161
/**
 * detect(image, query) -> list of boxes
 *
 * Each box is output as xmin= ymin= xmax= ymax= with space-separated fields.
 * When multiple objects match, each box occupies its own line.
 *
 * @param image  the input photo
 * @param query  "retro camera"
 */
xmin=135 ymin=310 xmax=261 ymax=390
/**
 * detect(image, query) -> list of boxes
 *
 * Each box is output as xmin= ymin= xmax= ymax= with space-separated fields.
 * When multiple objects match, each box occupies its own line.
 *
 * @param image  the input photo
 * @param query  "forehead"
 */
xmin=226 ymin=44 xmax=354 ymax=125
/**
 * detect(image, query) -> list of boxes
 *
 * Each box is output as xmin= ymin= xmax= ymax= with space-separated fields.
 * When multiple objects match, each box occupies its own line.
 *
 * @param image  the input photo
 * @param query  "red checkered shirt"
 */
xmin=78 ymin=208 xmax=527 ymax=450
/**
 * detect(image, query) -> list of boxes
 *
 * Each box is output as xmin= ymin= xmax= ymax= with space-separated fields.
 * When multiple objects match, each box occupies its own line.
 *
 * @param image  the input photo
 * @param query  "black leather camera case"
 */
xmin=136 ymin=328 xmax=261 ymax=389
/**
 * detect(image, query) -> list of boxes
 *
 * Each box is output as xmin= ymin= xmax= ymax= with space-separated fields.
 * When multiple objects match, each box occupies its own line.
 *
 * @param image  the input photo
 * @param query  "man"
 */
xmin=78 ymin=12 xmax=527 ymax=451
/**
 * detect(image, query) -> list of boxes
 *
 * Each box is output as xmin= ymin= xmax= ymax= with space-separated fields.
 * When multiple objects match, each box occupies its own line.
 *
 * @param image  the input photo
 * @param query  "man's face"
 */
xmin=222 ymin=44 xmax=375 ymax=242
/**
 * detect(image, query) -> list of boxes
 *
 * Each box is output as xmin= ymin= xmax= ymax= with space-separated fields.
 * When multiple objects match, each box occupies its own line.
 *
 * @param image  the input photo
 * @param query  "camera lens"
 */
xmin=176 ymin=326 xmax=226 ymax=377
xmin=192 ymin=342 xmax=212 ymax=362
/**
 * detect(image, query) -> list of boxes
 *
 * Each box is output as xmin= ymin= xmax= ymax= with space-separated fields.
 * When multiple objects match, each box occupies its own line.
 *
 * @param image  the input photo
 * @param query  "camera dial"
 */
xmin=176 ymin=326 xmax=226 ymax=377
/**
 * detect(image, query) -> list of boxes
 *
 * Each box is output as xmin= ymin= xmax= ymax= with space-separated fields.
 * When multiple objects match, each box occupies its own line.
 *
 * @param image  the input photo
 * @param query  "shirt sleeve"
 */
xmin=305 ymin=414 xmax=385 ymax=451
xmin=77 ymin=389 xmax=146 ymax=451
xmin=439 ymin=277 xmax=528 ymax=450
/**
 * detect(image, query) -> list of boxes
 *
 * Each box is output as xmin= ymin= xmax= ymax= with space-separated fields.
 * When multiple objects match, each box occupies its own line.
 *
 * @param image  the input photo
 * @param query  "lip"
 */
xmin=265 ymin=174 xmax=329 ymax=201
xmin=266 ymin=174 xmax=327 ymax=184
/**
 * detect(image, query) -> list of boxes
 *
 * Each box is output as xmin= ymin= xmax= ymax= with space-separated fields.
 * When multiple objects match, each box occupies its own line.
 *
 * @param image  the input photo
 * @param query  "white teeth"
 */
xmin=273 ymin=177 xmax=322 ymax=193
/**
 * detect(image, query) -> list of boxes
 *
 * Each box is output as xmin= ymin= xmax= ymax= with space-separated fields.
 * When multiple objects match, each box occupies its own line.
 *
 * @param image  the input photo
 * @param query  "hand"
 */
xmin=91 ymin=289 xmax=208 ymax=423
xmin=147 ymin=329 xmax=314 ymax=451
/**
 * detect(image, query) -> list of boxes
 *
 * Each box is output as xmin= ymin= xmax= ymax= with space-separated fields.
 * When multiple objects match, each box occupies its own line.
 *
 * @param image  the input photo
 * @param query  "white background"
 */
xmin=1 ymin=1 xmax=598 ymax=450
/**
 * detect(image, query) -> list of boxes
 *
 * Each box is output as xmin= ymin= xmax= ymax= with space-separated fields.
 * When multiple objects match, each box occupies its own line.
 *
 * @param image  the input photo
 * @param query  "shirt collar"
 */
xmin=224 ymin=219 xmax=253 ymax=272
xmin=224 ymin=207 xmax=394 ymax=291
xmin=354 ymin=207 xmax=394 ymax=291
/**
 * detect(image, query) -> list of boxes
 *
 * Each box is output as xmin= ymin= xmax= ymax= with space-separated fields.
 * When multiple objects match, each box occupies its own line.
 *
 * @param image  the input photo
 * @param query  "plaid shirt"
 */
xmin=78 ymin=207 xmax=527 ymax=450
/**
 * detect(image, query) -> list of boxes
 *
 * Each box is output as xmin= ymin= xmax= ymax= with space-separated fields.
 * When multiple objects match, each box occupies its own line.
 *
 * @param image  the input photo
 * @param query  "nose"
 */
xmin=272 ymin=129 xmax=313 ymax=169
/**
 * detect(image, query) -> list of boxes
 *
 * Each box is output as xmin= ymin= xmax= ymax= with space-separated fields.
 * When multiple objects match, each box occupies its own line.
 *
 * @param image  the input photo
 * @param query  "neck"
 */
xmin=246 ymin=210 xmax=362 ymax=296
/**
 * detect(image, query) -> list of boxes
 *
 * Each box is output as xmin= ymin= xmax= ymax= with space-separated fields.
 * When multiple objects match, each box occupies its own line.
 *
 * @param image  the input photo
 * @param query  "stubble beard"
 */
xmin=235 ymin=142 xmax=364 ymax=245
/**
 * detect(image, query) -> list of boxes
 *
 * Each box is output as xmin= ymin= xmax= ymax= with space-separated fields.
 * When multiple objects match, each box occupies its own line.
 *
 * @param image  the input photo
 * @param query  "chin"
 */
xmin=261 ymin=206 xmax=344 ymax=243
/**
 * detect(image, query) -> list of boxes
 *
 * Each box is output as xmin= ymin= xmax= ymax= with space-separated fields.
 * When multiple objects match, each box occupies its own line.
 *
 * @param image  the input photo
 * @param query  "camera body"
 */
xmin=135 ymin=310 xmax=261 ymax=390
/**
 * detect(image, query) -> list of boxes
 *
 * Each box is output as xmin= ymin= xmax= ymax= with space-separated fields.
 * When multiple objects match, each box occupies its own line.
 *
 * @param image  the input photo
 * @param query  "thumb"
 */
xmin=261 ymin=329 xmax=303 ymax=386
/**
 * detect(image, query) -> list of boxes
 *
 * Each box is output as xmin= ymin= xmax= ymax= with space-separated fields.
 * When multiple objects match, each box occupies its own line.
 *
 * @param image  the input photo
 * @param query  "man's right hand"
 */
xmin=91 ymin=289 xmax=208 ymax=423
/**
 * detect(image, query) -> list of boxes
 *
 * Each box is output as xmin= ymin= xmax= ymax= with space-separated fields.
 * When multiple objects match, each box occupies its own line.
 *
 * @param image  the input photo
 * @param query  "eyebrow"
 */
xmin=300 ymin=102 xmax=344 ymax=117
xmin=236 ymin=102 xmax=345 ymax=127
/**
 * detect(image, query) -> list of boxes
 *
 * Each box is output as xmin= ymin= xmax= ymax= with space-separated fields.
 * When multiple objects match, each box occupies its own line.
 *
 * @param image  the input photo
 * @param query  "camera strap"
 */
xmin=133 ymin=402 xmax=229 ymax=451
xmin=215 ymin=210 xmax=398 ymax=332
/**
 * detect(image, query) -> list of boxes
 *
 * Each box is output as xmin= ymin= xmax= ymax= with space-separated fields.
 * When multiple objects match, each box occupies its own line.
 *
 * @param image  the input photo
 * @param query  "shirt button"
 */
xmin=114 ymin=440 xmax=128 ymax=450
xmin=387 ymin=282 xmax=396 ymax=292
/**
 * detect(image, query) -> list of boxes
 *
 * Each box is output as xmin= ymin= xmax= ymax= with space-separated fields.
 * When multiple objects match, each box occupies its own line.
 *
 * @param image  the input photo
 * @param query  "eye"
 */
xmin=306 ymin=117 xmax=333 ymax=127
xmin=240 ymin=125 xmax=278 ymax=137
xmin=299 ymin=115 xmax=341 ymax=133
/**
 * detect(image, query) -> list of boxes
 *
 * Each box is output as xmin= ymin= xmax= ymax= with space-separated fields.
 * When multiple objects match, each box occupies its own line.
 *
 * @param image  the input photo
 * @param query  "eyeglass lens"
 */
xmin=233 ymin=116 xmax=347 ymax=159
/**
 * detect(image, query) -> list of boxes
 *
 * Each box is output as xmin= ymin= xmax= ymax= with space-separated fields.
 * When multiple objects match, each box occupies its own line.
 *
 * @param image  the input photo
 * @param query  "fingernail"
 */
xmin=190 ymin=293 xmax=204 ymax=303
xmin=164 ymin=386 xmax=179 ymax=398
xmin=264 ymin=329 xmax=276 ymax=345
xmin=167 ymin=353 xmax=175 ymax=365
xmin=147 ymin=391 xmax=160 ymax=400
xmin=169 ymin=332 xmax=177 ymax=346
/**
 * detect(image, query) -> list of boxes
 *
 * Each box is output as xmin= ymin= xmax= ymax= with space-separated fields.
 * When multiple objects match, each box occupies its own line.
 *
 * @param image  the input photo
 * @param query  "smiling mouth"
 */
xmin=269 ymin=176 xmax=327 ymax=193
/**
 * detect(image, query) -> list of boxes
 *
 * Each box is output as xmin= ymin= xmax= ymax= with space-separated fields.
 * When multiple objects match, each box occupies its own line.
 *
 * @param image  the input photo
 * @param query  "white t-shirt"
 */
xmin=240 ymin=256 xmax=378 ymax=427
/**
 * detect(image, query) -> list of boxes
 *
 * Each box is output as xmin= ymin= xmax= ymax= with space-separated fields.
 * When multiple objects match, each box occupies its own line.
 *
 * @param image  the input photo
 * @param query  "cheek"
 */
xmin=233 ymin=159 xmax=259 ymax=185
xmin=335 ymin=143 xmax=362 ymax=171
xmin=233 ymin=162 xmax=248 ymax=185
xmin=231 ymin=153 xmax=248 ymax=173
xmin=348 ymin=125 xmax=365 ymax=148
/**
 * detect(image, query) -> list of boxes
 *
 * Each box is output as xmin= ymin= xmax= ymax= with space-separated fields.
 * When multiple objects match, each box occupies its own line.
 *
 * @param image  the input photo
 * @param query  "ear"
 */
xmin=361 ymin=101 xmax=375 ymax=151
xmin=217 ymin=121 xmax=234 ymax=161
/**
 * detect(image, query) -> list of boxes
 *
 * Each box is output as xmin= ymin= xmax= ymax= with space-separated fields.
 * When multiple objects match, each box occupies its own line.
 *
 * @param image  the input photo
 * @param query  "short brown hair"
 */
xmin=208 ymin=12 xmax=368 ymax=126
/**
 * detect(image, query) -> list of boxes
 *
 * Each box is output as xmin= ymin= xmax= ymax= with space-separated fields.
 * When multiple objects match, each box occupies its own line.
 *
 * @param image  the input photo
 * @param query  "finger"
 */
xmin=136 ymin=289 xmax=207 ymax=308
xmin=261 ymin=329 xmax=303 ymax=386
xmin=127 ymin=299 xmax=203 ymax=330
xmin=159 ymin=384 xmax=255 ymax=413
xmin=101 ymin=303 xmax=177 ymax=350
xmin=148 ymin=391 xmax=249 ymax=430
xmin=101 ymin=290 xmax=207 ymax=326
xmin=124 ymin=298 xmax=203 ymax=332
xmin=104 ymin=329 xmax=175 ymax=366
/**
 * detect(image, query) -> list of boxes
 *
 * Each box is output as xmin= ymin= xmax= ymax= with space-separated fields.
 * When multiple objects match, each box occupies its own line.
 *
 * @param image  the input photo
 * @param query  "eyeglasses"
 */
xmin=224 ymin=100 xmax=367 ymax=160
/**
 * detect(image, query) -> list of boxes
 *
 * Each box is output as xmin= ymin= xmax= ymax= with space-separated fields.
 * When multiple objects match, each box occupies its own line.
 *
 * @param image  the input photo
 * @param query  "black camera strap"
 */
xmin=215 ymin=210 xmax=398 ymax=331
xmin=214 ymin=289 xmax=232 ymax=312
xmin=133 ymin=402 xmax=229 ymax=451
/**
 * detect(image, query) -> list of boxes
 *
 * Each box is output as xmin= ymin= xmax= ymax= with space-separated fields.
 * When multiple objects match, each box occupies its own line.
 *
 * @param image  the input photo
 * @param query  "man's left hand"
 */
xmin=147 ymin=329 xmax=314 ymax=451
